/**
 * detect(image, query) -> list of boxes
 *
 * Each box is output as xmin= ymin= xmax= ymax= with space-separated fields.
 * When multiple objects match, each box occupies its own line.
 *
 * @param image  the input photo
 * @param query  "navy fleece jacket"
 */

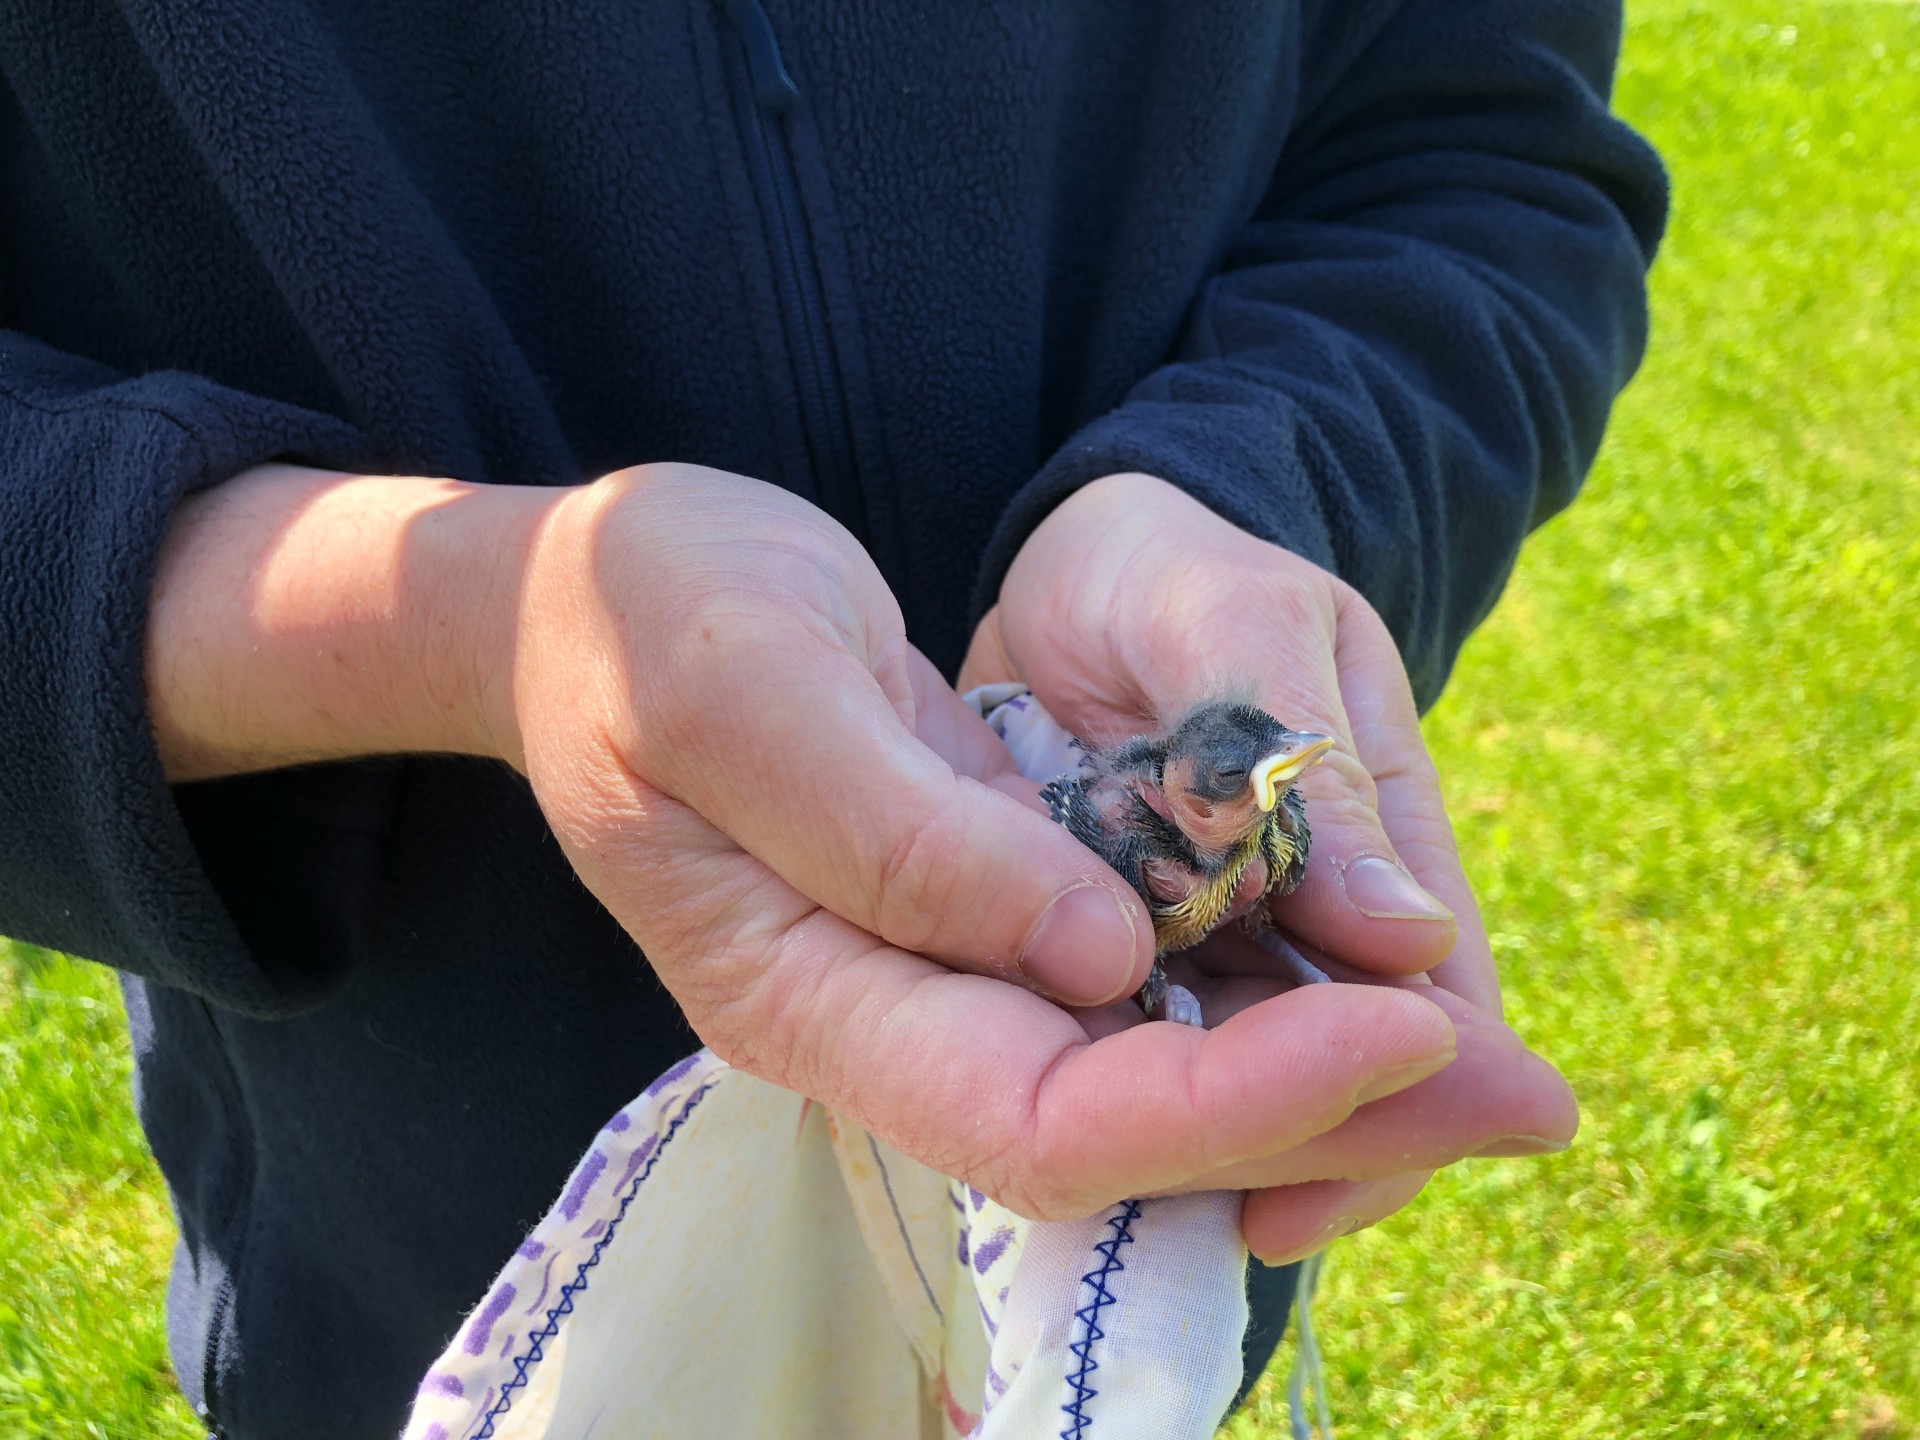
xmin=0 ymin=1 xmax=1664 ymax=1433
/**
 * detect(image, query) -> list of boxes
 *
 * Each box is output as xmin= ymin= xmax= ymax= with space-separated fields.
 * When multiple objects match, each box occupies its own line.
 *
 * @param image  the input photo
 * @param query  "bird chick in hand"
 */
xmin=1039 ymin=702 xmax=1334 ymax=1016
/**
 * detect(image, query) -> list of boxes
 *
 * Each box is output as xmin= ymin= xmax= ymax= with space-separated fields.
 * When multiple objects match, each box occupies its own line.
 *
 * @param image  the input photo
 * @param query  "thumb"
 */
xmin=1268 ymin=587 xmax=1459 ymax=977
xmin=958 ymin=605 xmax=1019 ymax=694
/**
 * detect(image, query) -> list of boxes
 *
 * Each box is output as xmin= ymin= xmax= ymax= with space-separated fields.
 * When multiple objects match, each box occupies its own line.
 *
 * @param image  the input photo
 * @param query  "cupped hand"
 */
xmin=963 ymin=472 xmax=1577 ymax=1258
xmin=483 ymin=463 xmax=1465 ymax=1221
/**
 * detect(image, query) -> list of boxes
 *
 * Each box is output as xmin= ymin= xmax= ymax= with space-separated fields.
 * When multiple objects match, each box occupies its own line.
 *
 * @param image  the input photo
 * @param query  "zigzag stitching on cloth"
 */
xmin=469 ymin=1078 xmax=722 ymax=1440
xmin=1059 ymin=1199 xmax=1142 ymax=1439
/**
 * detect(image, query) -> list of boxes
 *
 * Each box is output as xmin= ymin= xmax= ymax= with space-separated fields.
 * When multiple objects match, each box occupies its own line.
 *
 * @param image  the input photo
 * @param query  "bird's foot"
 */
xmin=1137 ymin=963 xmax=1205 ymax=1027
xmin=1161 ymin=983 xmax=1204 ymax=1028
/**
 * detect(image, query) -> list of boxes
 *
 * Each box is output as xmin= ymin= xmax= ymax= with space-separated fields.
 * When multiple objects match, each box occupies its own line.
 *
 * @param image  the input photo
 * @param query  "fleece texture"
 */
xmin=0 ymin=1 xmax=1664 ymax=1434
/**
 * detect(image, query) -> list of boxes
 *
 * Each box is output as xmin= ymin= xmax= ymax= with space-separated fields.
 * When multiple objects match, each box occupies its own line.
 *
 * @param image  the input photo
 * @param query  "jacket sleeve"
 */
xmin=0 ymin=329 xmax=371 ymax=1015
xmin=972 ymin=0 xmax=1668 ymax=709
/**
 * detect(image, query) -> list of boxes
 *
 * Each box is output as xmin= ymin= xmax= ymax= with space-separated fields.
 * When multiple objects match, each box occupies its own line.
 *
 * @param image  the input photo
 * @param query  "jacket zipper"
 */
xmin=719 ymin=0 xmax=866 ymax=542
xmin=194 ymin=992 xmax=252 ymax=1438
xmin=201 ymin=1272 xmax=236 ymax=1437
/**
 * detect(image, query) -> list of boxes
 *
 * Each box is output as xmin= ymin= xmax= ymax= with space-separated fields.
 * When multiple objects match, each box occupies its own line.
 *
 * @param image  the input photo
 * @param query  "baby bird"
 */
xmin=1039 ymin=702 xmax=1334 ymax=1013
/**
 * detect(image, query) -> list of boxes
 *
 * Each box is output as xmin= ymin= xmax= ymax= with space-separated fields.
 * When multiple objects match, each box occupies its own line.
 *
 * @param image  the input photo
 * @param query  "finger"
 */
xmin=1183 ymin=938 xmax=1576 ymax=1176
xmin=1241 ymin=1172 xmax=1433 ymax=1266
xmin=1197 ymin=987 xmax=1576 ymax=1190
xmin=902 ymin=646 xmax=1049 ymax=813
xmin=1331 ymin=585 xmax=1503 ymax=1015
xmin=1252 ymin=594 xmax=1460 ymax=978
xmin=629 ymin=613 xmax=1151 ymax=1007
xmin=980 ymin=480 xmax=1484 ymax=995
xmin=791 ymin=951 xmax=1458 ymax=1217
xmin=1162 ymin=955 xmax=1570 ymax=1195
xmin=957 ymin=605 xmax=1019 ymax=694
xmin=560 ymin=777 xmax=1463 ymax=1217
xmin=1013 ymin=512 xmax=1462 ymax=980
xmin=859 ymin=970 xmax=1459 ymax=1217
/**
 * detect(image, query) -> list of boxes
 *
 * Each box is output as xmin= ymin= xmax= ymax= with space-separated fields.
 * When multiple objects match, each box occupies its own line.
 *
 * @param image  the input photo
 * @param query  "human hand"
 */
xmin=483 ymin=463 xmax=1485 ymax=1220
xmin=143 ymin=459 xmax=1483 ymax=1224
xmin=963 ymin=473 xmax=1577 ymax=1259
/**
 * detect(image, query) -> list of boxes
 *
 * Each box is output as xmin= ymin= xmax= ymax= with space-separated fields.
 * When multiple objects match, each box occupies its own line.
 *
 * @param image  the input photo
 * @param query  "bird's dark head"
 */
xmin=1158 ymin=703 xmax=1333 ymax=854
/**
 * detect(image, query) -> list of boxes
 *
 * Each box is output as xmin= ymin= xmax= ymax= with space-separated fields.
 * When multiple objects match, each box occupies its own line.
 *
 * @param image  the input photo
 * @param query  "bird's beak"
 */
xmin=1252 ymin=735 xmax=1335 ymax=811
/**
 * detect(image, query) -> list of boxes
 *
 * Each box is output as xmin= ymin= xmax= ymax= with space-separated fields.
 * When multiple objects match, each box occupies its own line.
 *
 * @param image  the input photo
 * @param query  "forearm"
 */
xmin=144 ymin=463 xmax=555 ymax=781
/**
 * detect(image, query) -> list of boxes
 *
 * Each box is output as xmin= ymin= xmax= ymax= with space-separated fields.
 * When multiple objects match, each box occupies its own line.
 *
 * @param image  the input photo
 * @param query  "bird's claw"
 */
xmin=1136 ymin=962 xmax=1169 ymax=1019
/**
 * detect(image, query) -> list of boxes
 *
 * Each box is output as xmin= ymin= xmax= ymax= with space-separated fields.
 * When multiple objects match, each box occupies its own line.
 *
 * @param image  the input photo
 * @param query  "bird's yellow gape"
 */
xmin=1252 ymin=735 xmax=1335 ymax=812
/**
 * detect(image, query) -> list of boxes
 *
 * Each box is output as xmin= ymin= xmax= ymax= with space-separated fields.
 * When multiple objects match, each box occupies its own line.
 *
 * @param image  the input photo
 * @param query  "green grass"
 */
xmin=4 ymin=3 xmax=1918 ymax=1436
xmin=0 ymin=944 xmax=199 ymax=1438
xmin=1233 ymin=3 xmax=1920 ymax=1435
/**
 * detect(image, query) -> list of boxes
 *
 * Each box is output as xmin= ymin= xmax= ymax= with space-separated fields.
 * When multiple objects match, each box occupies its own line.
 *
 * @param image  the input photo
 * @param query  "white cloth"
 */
xmin=961 ymin=686 xmax=1248 ymax=1437
xmin=964 ymin=1189 xmax=1247 ymax=1439
xmin=401 ymin=688 xmax=1258 ymax=1440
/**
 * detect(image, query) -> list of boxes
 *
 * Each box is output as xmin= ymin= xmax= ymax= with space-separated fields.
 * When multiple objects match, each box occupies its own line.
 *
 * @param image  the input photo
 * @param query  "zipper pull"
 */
xmin=720 ymin=0 xmax=800 ymax=116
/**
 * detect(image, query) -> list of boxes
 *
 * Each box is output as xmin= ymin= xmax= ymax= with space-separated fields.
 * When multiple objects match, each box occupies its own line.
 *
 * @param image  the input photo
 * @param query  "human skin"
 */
xmin=145 ymin=461 xmax=1575 ymax=1260
xmin=962 ymin=472 xmax=1575 ymax=1257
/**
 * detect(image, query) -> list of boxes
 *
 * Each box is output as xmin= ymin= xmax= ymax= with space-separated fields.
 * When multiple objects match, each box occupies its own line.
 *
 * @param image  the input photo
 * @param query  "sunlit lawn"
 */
xmin=1234 ymin=3 xmax=1920 ymax=1435
xmin=3 ymin=3 xmax=1916 ymax=1436
xmin=0 ymin=943 xmax=196 ymax=1437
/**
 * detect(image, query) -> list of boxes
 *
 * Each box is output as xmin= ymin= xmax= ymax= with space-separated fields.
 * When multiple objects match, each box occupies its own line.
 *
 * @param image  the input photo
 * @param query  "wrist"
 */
xmin=146 ymin=464 xmax=564 ymax=780
xmin=396 ymin=472 xmax=564 ymax=773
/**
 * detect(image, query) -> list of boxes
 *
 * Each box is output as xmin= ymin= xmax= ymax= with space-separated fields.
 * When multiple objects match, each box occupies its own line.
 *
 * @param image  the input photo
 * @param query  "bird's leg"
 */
xmin=1243 ymin=912 xmax=1330 ymax=988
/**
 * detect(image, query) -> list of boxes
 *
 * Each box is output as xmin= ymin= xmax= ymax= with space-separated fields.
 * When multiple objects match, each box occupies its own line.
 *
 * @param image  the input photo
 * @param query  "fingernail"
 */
xmin=1263 ymin=1216 xmax=1365 ymax=1267
xmin=1019 ymin=884 xmax=1140 ymax=1007
xmin=1472 ymin=1134 xmax=1572 ymax=1158
xmin=1353 ymin=1050 xmax=1455 ymax=1106
xmin=1341 ymin=856 xmax=1454 ymax=922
